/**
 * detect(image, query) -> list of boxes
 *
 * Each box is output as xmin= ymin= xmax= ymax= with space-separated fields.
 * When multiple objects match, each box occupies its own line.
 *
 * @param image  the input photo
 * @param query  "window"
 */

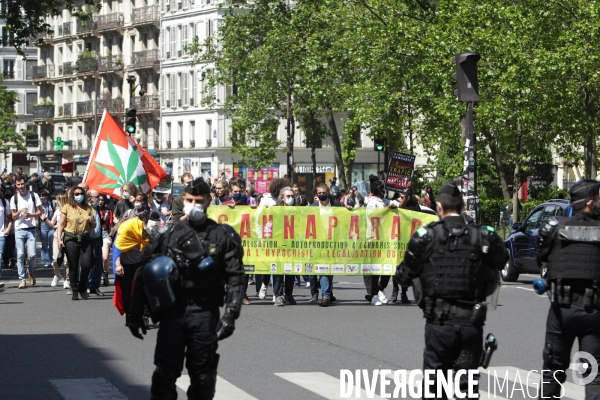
xmin=177 ymin=121 xmax=183 ymax=142
xmin=206 ymin=120 xmax=212 ymax=143
xmin=3 ymin=59 xmax=14 ymax=79
xmin=170 ymin=26 xmax=176 ymax=58
xmin=189 ymin=71 xmax=195 ymax=106
xmin=182 ymin=72 xmax=188 ymax=106
xmin=170 ymin=74 xmax=176 ymax=107
xmin=1 ymin=26 xmax=13 ymax=46
xmin=190 ymin=121 xmax=195 ymax=142
xmin=25 ymin=60 xmax=36 ymax=80
xmin=524 ymin=207 xmax=544 ymax=231
xmin=26 ymin=93 xmax=37 ymax=114
xmin=166 ymin=122 xmax=171 ymax=144
xmin=539 ymin=206 xmax=558 ymax=226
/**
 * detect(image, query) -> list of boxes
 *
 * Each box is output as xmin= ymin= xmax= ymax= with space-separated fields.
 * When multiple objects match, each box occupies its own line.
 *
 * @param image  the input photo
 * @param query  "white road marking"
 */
xmin=50 ymin=378 xmax=129 ymax=400
xmin=176 ymin=374 xmax=259 ymax=400
xmin=276 ymin=371 xmax=386 ymax=400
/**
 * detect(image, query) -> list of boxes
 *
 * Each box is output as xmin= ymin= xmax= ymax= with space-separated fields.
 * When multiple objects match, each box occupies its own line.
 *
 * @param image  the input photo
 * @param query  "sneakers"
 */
xmin=371 ymin=295 xmax=383 ymax=306
xmin=102 ymin=272 xmax=109 ymax=287
xmin=28 ymin=273 xmax=36 ymax=286
xmin=64 ymin=280 xmax=71 ymax=290
xmin=0 ymin=281 xmax=4 ymax=289
xmin=243 ymin=294 xmax=251 ymax=305
xmin=305 ymin=281 xmax=311 ymax=288
xmin=18 ymin=280 xmax=26 ymax=289
xmin=274 ymin=296 xmax=285 ymax=306
xmin=285 ymin=295 xmax=297 ymax=305
xmin=378 ymin=290 xmax=388 ymax=304
xmin=51 ymin=276 xmax=59 ymax=287
xmin=365 ymin=294 xmax=373 ymax=303
xmin=72 ymin=291 xmax=78 ymax=300
xmin=80 ymin=291 xmax=89 ymax=300
xmin=258 ymin=283 xmax=267 ymax=300
xmin=309 ymin=294 xmax=318 ymax=303
xmin=66 ymin=289 xmax=73 ymax=295
xmin=320 ymin=298 xmax=331 ymax=307
xmin=248 ymin=275 xmax=256 ymax=285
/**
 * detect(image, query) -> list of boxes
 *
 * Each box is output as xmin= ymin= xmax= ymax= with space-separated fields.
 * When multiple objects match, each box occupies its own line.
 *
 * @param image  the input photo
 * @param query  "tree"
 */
xmin=0 ymin=78 xmax=26 ymax=156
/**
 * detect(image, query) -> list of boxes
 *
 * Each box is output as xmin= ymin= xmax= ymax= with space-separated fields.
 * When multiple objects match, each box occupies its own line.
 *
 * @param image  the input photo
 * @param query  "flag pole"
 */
xmin=83 ymin=109 xmax=108 ymax=182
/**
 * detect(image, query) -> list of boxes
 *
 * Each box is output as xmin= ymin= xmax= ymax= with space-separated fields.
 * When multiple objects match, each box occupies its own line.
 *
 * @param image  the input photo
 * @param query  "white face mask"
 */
xmin=134 ymin=202 xmax=143 ymax=210
xmin=123 ymin=193 xmax=131 ymax=200
xmin=183 ymin=203 xmax=206 ymax=222
xmin=285 ymin=197 xmax=295 ymax=206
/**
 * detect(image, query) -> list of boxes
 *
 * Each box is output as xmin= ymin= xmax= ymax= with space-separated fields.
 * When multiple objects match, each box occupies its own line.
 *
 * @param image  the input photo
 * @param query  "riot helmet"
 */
xmin=142 ymin=256 xmax=179 ymax=312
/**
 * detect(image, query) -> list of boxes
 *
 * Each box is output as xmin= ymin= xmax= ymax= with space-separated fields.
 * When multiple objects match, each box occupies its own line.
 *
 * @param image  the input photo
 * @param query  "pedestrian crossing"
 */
xmin=49 ymin=366 xmax=587 ymax=399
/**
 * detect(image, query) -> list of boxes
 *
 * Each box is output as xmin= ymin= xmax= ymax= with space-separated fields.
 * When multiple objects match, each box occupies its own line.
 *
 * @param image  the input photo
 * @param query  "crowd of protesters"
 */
xmin=0 ymin=169 xmax=435 ymax=310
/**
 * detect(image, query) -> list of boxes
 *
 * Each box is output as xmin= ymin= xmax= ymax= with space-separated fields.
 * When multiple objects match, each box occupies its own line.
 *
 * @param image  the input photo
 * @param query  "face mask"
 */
xmin=154 ymin=196 xmax=163 ymax=203
xmin=184 ymin=203 xmax=206 ymax=222
xmin=147 ymin=220 xmax=159 ymax=229
xmin=92 ymin=201 xmax=99 ymax=208
xmin=285 ymin=197 xmax=295 ymax=206
xmin=233 ymin=193 xmax=242 ymax=201
xmin=134 ymin=202 xmax=144 ymax=210
xmin=123 ymin=193 xmax=130 ymax=200
xmin=74 ymin=195 xmax=84 ymax=203
xmin=317 ymin=194 xmax=328 ymax=201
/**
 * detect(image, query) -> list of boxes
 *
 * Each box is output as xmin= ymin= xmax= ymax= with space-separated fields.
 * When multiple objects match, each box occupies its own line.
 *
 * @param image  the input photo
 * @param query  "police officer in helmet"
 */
xmin=537 ymin=179 xmax=600 ymax=399
xmin=127 ymin=177 xmax=245 ymax=400
xmin=396 ymin=181 xmax=506 ymax=398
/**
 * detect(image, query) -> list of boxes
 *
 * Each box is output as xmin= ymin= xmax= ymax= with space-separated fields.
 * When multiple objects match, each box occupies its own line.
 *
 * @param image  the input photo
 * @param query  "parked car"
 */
xmin=172 ymin=183 xmax=185 ymax=197
xmin=502 ymin=199 xmax=571 ymax=282
xmin=48 ymin=173 xmax=68 ymax=196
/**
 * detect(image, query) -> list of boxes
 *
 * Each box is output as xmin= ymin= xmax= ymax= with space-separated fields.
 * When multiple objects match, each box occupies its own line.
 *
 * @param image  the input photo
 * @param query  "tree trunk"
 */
xmin=310 ymin=111 xmax=318 ymax=189
xmin=584 ymin=87 xmax=597 ymax=179
xmin=513 ymin=125 xmax=523 ymax=223
xmin=325 ymin=104 xmax=347 ymax=189
xmin=481 ymin=129 xmax=512 ymax=202
xmin=344 ymin=125 xmax=361 ymax=187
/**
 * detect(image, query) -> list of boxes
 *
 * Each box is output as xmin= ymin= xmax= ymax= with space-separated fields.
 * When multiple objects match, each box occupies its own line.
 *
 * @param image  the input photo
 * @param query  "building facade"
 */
xmin=31 ymin=0 xmax=161 ymax=174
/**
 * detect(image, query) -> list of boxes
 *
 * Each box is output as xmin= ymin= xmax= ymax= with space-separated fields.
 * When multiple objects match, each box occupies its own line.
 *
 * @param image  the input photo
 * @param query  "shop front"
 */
xmin=40 ymin=153 xmax=61 ymax=173
xmin=294 ymin=163 xmax=335 ymax=197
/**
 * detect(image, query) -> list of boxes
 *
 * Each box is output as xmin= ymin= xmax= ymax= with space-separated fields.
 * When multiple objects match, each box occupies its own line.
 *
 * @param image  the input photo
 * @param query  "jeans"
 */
xmin=309 ymin=275 xmax=333 ymax=299
xmin=87 ymin=237 xmax=104 ymax=291
xmin=40 ymin=223 xmax=55 ymax=266
xmin=15 ymin=228 xmax=37 ymax=281
xmin=509 ymin=216 xmax=514 ymax=232
xmin=0 ymin=235 xmax=5 ymax=277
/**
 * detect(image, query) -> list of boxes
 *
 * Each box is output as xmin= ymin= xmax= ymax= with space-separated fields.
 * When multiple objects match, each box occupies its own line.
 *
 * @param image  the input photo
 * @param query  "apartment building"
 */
xmin=31 ymin=0 xmax=161 ymax=174
xmin=0 ymin=22 xmax=38 ymax=174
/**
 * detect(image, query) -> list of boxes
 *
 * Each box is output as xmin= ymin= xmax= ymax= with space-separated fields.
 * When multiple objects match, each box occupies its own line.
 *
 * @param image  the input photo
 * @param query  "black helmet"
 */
xmin=142 ymin=256 xmax=179 ymax=312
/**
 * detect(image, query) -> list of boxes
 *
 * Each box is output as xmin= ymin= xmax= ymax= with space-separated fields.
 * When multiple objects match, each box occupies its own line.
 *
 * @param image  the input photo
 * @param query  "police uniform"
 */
xmin=396 ymin=182 xmax=506 ymax=398
xmin=537 ymin=179 xmax=600 ymax=399
xmin=127 ymin=178 xmax=245 ymax=400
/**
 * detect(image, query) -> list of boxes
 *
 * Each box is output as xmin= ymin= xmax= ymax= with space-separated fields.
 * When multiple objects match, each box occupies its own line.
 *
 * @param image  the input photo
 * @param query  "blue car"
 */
xmin=502 ymin=199 xmax=571 ymax=282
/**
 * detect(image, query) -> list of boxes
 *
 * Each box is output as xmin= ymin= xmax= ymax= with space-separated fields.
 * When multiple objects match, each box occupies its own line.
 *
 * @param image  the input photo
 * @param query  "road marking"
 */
xmin=50 ymin=378 xmax=129 ymax=400
xmin=277 ymin=371 xmax=387 ymax=399
xmin=514 ymin=286 xmax=535 ymax=292
xmin=176 ymin=375 xmax=259 ymax=400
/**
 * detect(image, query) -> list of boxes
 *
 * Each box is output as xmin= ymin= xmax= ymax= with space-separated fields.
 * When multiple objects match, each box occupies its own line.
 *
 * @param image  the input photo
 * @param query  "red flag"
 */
xmin=83 ymin=110 xmax=167 ymax=198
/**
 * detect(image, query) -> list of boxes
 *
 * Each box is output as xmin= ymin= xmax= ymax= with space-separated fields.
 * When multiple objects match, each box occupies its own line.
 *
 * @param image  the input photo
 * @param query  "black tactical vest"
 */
xmin=545 ymin=215 xmax=600 ymax=282
xmin=420 ymin=221 xmax=485 ymax=302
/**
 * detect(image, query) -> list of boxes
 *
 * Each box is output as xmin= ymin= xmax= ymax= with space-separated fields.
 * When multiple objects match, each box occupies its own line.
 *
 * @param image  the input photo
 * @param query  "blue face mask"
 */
xmin=74 ymin=195 xmax=84 ymax=203
xmin=233 ymin=193 xmax=242 ymax=201
xmin=92 ymin=201 xmax=99 ymax=208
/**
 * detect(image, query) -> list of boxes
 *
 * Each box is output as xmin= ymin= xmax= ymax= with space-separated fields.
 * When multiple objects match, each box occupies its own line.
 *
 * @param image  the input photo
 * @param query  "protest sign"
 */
xmin=207 ymin=206 xmax=438 ymax=275
xmin=385 ymin=151 xmax=416 ymax=193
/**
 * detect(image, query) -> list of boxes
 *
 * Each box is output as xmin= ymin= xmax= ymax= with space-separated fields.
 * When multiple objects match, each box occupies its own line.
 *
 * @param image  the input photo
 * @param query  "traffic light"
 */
xmin=126 ymin=108 xmax=137 ymax=135
xmin=374 ymin=136 xmax=385 ymax=152
xmin=451 ymin=52 xmax=480 ymax=102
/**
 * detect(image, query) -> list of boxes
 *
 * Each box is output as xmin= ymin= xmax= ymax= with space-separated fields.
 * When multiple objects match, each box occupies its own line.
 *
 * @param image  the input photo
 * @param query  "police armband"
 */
xmin=404 ymin=225 xmax=435 ymax=271
xmin=225 ymin=284 xmax=244 ymax=318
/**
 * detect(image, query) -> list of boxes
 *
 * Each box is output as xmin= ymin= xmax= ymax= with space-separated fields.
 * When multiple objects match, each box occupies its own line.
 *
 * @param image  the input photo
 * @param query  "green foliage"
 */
xmin=0 ymin=77 xmax=25 ymax=153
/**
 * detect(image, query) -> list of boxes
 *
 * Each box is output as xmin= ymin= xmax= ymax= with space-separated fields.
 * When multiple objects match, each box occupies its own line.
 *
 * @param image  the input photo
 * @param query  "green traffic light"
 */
xmin=127 ymin=125 xmax=136 ymax=134
xmin=376 ymin=145 xmax=383 ymax=151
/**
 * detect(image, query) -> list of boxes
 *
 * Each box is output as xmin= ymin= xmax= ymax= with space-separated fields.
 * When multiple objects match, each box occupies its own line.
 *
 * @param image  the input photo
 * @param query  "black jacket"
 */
xmin=309 ymin=199 xmax=344 ymax=207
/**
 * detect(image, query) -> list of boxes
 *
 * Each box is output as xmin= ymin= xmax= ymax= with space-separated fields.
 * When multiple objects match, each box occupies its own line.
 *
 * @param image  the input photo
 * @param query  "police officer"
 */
xmin=537 ymin=179 xmax=600 ymax=399
xmin=396 ymin=181 xmax=506 ymax=398
xmin=126 ymin=177 xmax=245 ymax=400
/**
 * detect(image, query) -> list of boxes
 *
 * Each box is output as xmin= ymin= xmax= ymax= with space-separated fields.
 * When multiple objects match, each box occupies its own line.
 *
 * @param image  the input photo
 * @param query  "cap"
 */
xmin=437 ymin=181 xmax=461 ymax=197
xmin=185 ymin=177 xmax=211 ymax=196
xmin=569 ymin=179 xmax=600 ymax=202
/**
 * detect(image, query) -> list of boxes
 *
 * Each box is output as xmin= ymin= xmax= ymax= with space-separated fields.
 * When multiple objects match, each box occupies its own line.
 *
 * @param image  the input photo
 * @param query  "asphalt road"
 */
xmin=0 ymin=252 xmax=583 ymax=399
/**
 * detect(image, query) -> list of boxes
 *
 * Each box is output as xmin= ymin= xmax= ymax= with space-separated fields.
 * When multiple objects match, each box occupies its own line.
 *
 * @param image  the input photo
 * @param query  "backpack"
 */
xmin=12 ymin=191 xmax=39 ymax=211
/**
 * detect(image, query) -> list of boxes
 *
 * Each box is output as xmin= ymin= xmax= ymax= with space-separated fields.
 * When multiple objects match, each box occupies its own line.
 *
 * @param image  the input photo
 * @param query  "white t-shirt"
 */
xmin=10 ymin=191 xmax=41 ymax=230
xmin=0 ymin=198 xmax=10 ymax=236
xmin=150 ymin=199 xmax=170 ymax=222
xmin=259 ymin=193 xmax=277 ymax=207
xmin=365 ymin=196 xmax=388 ymax=208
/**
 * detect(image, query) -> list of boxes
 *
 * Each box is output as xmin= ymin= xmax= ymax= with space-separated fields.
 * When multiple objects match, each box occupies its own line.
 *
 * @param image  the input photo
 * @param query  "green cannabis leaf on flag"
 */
xmin=95 ymin=136 xmax=148 ymax=189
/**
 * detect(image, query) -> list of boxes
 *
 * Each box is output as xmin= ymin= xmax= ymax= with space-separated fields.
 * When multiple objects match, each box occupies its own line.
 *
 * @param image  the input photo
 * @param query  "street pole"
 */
xmin=93 ymin=55 xmax=98 ymax=139
xmin=286 ymin=93 xmax=292 ymax=182
xmin=465 ymin=100 xmax=478 ymax=222
xmin=377 ymin=150 xmax=380 ymax=176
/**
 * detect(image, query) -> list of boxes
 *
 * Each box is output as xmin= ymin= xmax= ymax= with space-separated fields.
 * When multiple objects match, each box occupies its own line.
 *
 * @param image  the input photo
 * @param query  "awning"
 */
xmin=61 ymin=160 xmax=73 ymax=173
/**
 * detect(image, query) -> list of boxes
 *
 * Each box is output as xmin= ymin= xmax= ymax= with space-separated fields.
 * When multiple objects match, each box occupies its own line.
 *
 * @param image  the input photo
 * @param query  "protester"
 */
xmin=56 ymin=186 xmax=96 ymax=300
xmin=66 ymin=170 xmax=83 ymax=188
xmin=28 ymin=173 xmax=43 ymax=194
xmin=11 ymin=175 xmax=43 ymax=289
xmin=1 ymin=184 xmax=16 ymax=269
xmin=98 ymin=194 xmax=113 ymax=287
xmin=309 ymin=183 xmax=344 ymax=307
xmin=49 ymin=194 xmax=69 ymax=288
xmin=171 ymin=173 xmax=194 ymax=220
xmin=211 ymin=180 xmax=231 ymax=205
xmin=0 ymin=185 xmax=12 ymax=288
xmin=86 ymin=190 xmax=105 ymax=296
xmin=41 ymin=172 xmax=55 ymax=196
xmin=272 ymin=186 xmax=297 ymax=306
xmin=113 ymin=182 xmax=137 ymax=225
xmin=150 ymin=190 xmax=170 ymax=222
xmin=38 ymin=190 xmax=56 ymax=269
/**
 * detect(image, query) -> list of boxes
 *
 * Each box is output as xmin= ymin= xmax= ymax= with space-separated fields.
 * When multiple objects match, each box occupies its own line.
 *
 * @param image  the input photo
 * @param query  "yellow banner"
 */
xmin=208 ymin=205 xmax=438 ymax=275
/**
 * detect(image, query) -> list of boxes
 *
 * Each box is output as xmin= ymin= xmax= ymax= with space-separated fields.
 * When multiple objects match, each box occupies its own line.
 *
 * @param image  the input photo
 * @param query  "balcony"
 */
xmin=190 ymin=140 xmax=195 ymax=148
xmin=206 ymin=140 xmax=212 ymax=147
xmin=33 ymin=105 xmax=54 ymax=121
xmin=97 ymin=98 xmax=125 ymax=114
xmin=59 ymin=62 xmax=75 ymax=77
xmin=131 ymin=5 xmax=159 ymax=29
xmin=178 ymin=141 xmax=183 ymax=148
xmin=76 ymin=19 xmax=96 ymax=36
xmin=97 ymin=55 xmax=124 ymax=75
xmin=2 ymin=70 xmax=14 ymax=80
xmin=96 ymin=12 xmax=124 ymax=34
xmin=57 ymin=103 xmax=74 ymax=119
xmin=133 ymin=95 xmax=160 ymax=114
xmin=77 ymin=101 xmax=94 ymax=117
xmin=32 ymin=65 xmax=55 ymax=81
xmin=58 ymin=22 xmax=72 ymax=37
xmin=166 ymin=141 xmax=171 ymax=148
xmin=31 ymin=32 xmax=53 ymax=46
xmin=131 ymin=49 xmax=160 ymax=71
